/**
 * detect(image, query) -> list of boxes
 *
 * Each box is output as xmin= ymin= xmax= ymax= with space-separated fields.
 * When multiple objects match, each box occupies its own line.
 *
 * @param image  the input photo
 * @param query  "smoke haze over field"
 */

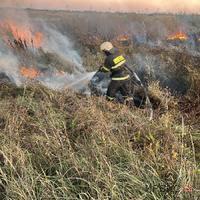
xmin=0 ymin=10 xmax=95 ymax=91
xmin=0 ymin=0 xmax=200 ymax=13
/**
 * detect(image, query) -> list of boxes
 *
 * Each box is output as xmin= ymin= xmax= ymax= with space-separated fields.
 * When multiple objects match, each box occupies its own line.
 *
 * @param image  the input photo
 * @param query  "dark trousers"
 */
xmin=106 ymin=79 xmax=133 ymax=100
xmin=106 ymin=79 xmax=148 ymax=108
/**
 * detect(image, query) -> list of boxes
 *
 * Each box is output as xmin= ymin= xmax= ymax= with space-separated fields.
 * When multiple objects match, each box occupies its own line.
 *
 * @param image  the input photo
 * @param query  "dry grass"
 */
xmin=0 ymin=9 xmax=199 ymax=199
xmin=0 ymin=82 xmax=199 ymax=200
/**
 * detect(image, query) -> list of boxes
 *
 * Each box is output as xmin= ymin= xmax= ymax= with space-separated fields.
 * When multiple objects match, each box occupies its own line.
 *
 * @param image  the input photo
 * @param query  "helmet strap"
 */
xmin=103 ymin=50 xmax=110 ymax=56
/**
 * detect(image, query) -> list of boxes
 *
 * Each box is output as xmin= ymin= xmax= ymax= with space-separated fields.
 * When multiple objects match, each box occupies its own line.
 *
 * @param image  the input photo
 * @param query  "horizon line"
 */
xmin=0 ymin=7 xmax=200 ymax=15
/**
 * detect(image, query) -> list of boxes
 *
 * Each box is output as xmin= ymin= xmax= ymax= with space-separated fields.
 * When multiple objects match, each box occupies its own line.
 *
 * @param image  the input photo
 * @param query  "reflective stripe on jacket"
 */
xmin=99 ymin=49 xmax=131 ymax=81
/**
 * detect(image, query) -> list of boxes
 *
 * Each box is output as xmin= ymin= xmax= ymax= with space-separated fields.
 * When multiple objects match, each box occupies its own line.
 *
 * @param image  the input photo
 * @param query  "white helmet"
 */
xmin=100 ymin=42 xmax=113 ymax=52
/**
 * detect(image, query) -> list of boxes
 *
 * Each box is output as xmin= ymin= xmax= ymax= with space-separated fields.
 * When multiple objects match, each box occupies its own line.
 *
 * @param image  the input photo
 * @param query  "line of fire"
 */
xmin=0 ymin=20 xmax=199 ymax=81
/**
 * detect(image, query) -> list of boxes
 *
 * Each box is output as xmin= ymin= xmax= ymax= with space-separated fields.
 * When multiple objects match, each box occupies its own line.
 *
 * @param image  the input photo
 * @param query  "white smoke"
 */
xmin=42 ymin=25 xmax=84 ymax=71
xmin=0 ymin=52 xmax=22 ymax=86
xmin=0 ymin=10 xmax=94 ymax=94
xmin=39 ymin=72 xmax=95 ymax=93
xmin=37 ymin=24 xmax=94 ymax=92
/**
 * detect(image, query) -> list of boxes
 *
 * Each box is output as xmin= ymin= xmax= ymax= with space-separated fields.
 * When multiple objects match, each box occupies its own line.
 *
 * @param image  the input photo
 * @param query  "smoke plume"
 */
xmin=0 ymin=9 xmax=94 ymax=93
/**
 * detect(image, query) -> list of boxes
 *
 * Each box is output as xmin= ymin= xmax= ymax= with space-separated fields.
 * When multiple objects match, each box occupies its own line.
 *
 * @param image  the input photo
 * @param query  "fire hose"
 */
xmin=132 ymin=72 xmax=153 ymax=121
xmin=126 ymin=66 xmax=153 ymax=121
xmin=90 ymin=67 xmax=154 ymax=121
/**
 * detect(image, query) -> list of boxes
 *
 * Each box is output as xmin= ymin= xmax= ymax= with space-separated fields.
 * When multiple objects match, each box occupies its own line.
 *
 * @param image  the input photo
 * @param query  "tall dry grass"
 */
xmin=0 ymin=83 xmax=199 ymax=199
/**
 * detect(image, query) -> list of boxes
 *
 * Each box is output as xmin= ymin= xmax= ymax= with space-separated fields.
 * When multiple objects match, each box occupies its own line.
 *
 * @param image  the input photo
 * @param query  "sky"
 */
xmin=0 ymin=0 xmax=200 ymax=13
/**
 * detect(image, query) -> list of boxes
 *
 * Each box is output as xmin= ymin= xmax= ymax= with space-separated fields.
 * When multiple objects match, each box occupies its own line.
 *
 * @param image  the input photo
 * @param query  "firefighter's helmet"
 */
xmin=100 ymin=42 xmax=113 ymax=52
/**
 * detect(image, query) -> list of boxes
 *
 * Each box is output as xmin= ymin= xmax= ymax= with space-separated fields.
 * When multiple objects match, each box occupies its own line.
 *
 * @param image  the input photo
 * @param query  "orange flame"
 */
xmin=167 ymin=31 xmax=188 ymax=41
xmin=115 ymin=34 xmax=130 ymax=42
xmin=20 ymin=67 xmax=40 ymax=79
xmin=0 ymin=20 xmax=43 ymax=48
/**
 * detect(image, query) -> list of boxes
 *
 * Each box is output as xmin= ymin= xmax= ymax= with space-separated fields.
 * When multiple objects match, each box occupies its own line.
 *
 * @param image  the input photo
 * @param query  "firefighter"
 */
xmin=98 ymin=41 xmax=133 ymax=103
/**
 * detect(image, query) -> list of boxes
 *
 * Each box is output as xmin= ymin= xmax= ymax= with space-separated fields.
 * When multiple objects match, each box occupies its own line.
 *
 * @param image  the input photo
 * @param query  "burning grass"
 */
xmin=0 ymin=19 xmax=82 ymax=84
xmin=0 ymin=83 xmax=199 ymax=199
xmin=0 ymin=10 xmax=199 ymax=199
xmin=0 ymin=20 xmax=43 ymax=49
xmin=20 ymin=67 xmax=41 ymax=79
xmin=167 ymin=31 xmax=188 ymax=41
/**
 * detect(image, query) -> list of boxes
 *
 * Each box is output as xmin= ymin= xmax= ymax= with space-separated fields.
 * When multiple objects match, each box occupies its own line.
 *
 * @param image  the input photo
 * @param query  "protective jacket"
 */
xmin=99 ymin=49 xmax=131 ymax=81
xmin=98 ymin=49 xmax=133 ymax=101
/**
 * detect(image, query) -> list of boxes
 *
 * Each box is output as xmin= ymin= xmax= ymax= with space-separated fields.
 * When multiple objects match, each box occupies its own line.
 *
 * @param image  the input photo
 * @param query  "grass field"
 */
xmin=0 ymin=9 xmax=199 ymax=199
xmin=0 ymin=82 xmax=199 ymax=199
